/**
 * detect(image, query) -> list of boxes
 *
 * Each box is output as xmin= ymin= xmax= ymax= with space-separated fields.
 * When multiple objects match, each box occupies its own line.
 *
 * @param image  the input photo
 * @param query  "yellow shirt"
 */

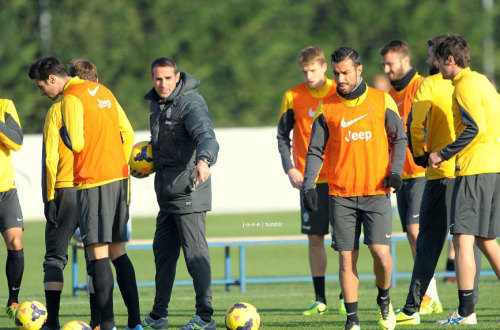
xmin=441 ymin=68 xmax=500 ymax=176
xmin=409 ymin=73 xmax=456 ymax=180
xmin=42 ymin=102 xmax=74 ymax=202
xmin=0 ymin=99 xmax=23 ymax=192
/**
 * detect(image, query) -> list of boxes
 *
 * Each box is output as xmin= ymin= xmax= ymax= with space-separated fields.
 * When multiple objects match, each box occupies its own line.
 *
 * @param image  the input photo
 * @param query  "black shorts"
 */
xmin=0 ymin=189 xmax=23 ymax=233
xmin=44 ymin=187 xmax=79 ymax=271
xmin=77 ymin=179 xmax=130 ymax=246
xmin=451 ymin=173 xmax=500 ymax=238
xmin=396 ymin=177 xmax=426 ymax=232
xmin=330 ymin=194 xmax=392 ymax=252
xmin=300 ymin=183 xmax=330 ymax=235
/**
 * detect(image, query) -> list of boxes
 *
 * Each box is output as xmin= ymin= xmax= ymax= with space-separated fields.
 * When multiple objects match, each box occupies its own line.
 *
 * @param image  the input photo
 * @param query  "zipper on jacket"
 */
xmin=170 ymin=128 xmax=183 ymax=163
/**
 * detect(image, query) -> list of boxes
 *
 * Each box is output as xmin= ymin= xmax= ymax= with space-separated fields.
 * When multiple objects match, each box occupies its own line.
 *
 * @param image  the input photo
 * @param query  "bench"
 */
xmin=71 ymin=234 xmax=493 ymax=296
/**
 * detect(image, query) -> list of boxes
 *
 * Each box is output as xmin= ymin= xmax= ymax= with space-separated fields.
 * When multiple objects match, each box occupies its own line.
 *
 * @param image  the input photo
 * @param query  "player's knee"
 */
xmin=6 ymin=237 xmax=23 ymax=250
xmin=44 ymin=266 xmax=64 ymax=283
xmin=308 ymin=235 xmax=325 ymax=248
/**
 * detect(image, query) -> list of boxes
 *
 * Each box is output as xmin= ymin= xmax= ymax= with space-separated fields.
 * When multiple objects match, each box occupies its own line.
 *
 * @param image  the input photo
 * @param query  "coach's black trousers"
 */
xmin=151 ymin=211 xmax=213 ymax=319
xmin=404 ymin=178 xmax=480 ymax=314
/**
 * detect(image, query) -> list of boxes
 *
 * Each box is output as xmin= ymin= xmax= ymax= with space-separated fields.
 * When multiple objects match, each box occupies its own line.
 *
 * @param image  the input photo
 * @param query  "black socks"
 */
xmin=312 ymin=276 xmax=326 ymax=304
xmin=6 ymin=249 xmax=24 ymax=306
xmin=113 ymin=254 xmax=141 ymax=328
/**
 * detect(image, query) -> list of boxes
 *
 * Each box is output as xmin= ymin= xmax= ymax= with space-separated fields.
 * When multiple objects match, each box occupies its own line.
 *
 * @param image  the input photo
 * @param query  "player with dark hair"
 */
xmin=430 ymin=34 xmax=500 ymax=325
xmin=380 ymin=39 xmax=443 ymax=314
xmin=303 ymin=46 xmax=406 ymax=330
xmin=0 ymin=99 xmax=24 ymax=321
xmin=277 ymin=46 xmax=344 ymax=316
xmin=29 ymin=56 xmax=142 ymax=330
xmin=36 ymin=58 xmax=103 ymax=330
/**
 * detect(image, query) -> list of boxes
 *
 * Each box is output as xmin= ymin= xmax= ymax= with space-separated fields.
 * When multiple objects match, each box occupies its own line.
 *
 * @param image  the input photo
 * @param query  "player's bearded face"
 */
xmin=381 ymin=51 xmax=406 ymax=81
xmin=151 ymin=66 xmax=180 ymax=99
xmin=301 ymin=62 xmax=327 ymax=89
xmin=333 ymin=58 xmax=362 ymax=95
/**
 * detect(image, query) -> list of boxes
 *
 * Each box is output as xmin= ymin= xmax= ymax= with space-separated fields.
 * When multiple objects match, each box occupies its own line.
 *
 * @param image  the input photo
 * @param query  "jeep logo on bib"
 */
xmin=345 ymin=130 xmax=372 ymax=142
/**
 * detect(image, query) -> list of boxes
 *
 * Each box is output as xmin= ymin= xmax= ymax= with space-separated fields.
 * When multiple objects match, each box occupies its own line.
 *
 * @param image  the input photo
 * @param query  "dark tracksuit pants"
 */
xmin=404 ymin=178 xmax=481 ymax=313
xmin=151 ymin=210 xmax=213 ymax=319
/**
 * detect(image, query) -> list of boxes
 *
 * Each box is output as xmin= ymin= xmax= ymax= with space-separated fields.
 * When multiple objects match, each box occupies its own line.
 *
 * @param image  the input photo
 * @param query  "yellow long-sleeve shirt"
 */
xmin=0 ymin=99 xmax=23 ymax=192
xmin=42 ymin=102 xmax=74 ymax=202
xmin=409 ymin=73 xmax=456 ymax=180
xmin=440 ymin=68 xmax=500 ymax=176
xmin=61 ymin=77 xmax=135 ymax=189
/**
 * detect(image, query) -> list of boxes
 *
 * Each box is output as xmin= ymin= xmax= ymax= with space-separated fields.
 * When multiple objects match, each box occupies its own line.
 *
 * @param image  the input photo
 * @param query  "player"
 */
xmin=277 ymin=46 xmax=344 ymax=315
xmin=394 ymin=34 xmax=480 ymax=325
xmin=430 ymin=34 xmax=500 ymax=325
xmin=0 ymin=99 xmax=24 ymax=320
xmin=380 ymin=39 xmax=443 ymax=314
xmin=303 ymin=46 xmax=406 ymax=330
xmin=28 ymin=56 xmax=142 ymax=330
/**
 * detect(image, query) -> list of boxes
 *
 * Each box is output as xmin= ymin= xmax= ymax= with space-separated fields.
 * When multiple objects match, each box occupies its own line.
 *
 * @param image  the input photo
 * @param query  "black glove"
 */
xmin=44 ymin=200 xmax=58 ymax=228
xmin=302 ymin=188 xmax=318 ymax=212
xmin=413 ymin=152 xmax=429 ymax=168
xmin=382 ymin=172 xmax=403 ymax=193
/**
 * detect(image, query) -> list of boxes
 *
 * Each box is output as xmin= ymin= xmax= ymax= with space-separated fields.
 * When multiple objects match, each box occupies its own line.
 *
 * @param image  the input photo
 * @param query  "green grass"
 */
xmin=0 ymin=212 xmax=498 ymax=329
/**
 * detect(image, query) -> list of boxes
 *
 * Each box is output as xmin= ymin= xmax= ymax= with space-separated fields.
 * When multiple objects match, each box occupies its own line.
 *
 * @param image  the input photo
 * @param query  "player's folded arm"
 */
xmin=439 ymin=102 xmax=478 ymax=161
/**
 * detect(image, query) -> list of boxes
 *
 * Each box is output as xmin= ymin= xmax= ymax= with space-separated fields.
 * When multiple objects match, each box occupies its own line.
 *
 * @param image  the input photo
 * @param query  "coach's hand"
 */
xmin=302 ymin=188 xmax=318 ymax=212
xmin=413 ymin=152 xmax=429 ymax=168
xmin=44 ymin=200 xmax=58 ymax=228
xmin=383 ymin=172 xmax=403 ymax=193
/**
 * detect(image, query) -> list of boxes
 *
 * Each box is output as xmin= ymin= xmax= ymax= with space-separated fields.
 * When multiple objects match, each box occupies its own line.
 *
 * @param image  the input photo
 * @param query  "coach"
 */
xmin=131 ymin=57 xmax=219 ymax=330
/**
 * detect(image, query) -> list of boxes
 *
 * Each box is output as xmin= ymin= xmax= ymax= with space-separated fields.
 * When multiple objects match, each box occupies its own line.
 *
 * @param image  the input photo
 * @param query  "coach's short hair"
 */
xmin=69 ymin=59 xmax=98 ymax=82
xmin=379 ymin=40 xmax=411 ymax=58
xmin=151 ymin=57 xmax=177 ymax=74
xmin=331 ymin=46 xmax=361 ymax=66
xmin=28 ymin=56 xmax=69 ymax=81
xmin=435 ymin=34 xmax=470 ymax=68
xmin=298 ymin=46 xmax=326 ymax=66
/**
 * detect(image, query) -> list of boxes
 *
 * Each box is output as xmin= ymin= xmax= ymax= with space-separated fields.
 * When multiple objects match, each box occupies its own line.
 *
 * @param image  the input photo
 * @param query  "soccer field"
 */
xmin=0 ymin=212 xmax=498 ymax=329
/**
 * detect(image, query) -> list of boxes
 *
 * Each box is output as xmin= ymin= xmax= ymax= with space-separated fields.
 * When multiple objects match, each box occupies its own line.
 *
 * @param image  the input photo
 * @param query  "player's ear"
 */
xmin=175 ymin=71 xmax=181 ymax=84
xmin=356 ymin=64 xmax=363 ymax=76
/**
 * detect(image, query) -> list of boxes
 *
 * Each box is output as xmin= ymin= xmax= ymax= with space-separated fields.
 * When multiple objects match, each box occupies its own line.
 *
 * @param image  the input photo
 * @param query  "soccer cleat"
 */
xmin=377 ymin=302 xmax=396 ymax=330
xmin=180 ymin=315 xmax=216 ymax=330
xmin=5 ymin=302 xmax=19 ymax=319
xmin=395 ymin=308 xmax=420 ymax=325
xmin=338 ymin=298 xmax=347 ymax=315
xmin=419 ymin=294 xmax=443 ymax=315
xmin=436 ymin=309 xmax=477 ymax=325
xmin=141 ymin=314 xmax=168 ymax=329
xmin=302 ymin=301 xmax=328 ymax=315
xmin=126 ymin=325 xmax=144 ymax=330
xmin=93 ymin=327 xmax=100 ymax=330
xmin=345 ymin=320 xmax=361 ymax=330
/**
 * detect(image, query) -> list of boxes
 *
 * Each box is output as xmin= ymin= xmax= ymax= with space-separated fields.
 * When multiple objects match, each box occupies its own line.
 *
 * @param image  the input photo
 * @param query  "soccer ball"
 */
xmin=129 ymin=141 xmax=155 ymax=174
xmin=225 ymin=302 xmax=260 ymax=330
xmin=14 ymin=300 xmax=47 ymax=330
xmin=62 ymin=320 xmax=92 ymax=330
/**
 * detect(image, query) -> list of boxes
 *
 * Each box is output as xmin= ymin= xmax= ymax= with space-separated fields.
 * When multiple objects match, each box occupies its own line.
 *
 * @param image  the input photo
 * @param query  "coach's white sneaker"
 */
xmin=436 ymin=309 xmax=477 ymax=325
